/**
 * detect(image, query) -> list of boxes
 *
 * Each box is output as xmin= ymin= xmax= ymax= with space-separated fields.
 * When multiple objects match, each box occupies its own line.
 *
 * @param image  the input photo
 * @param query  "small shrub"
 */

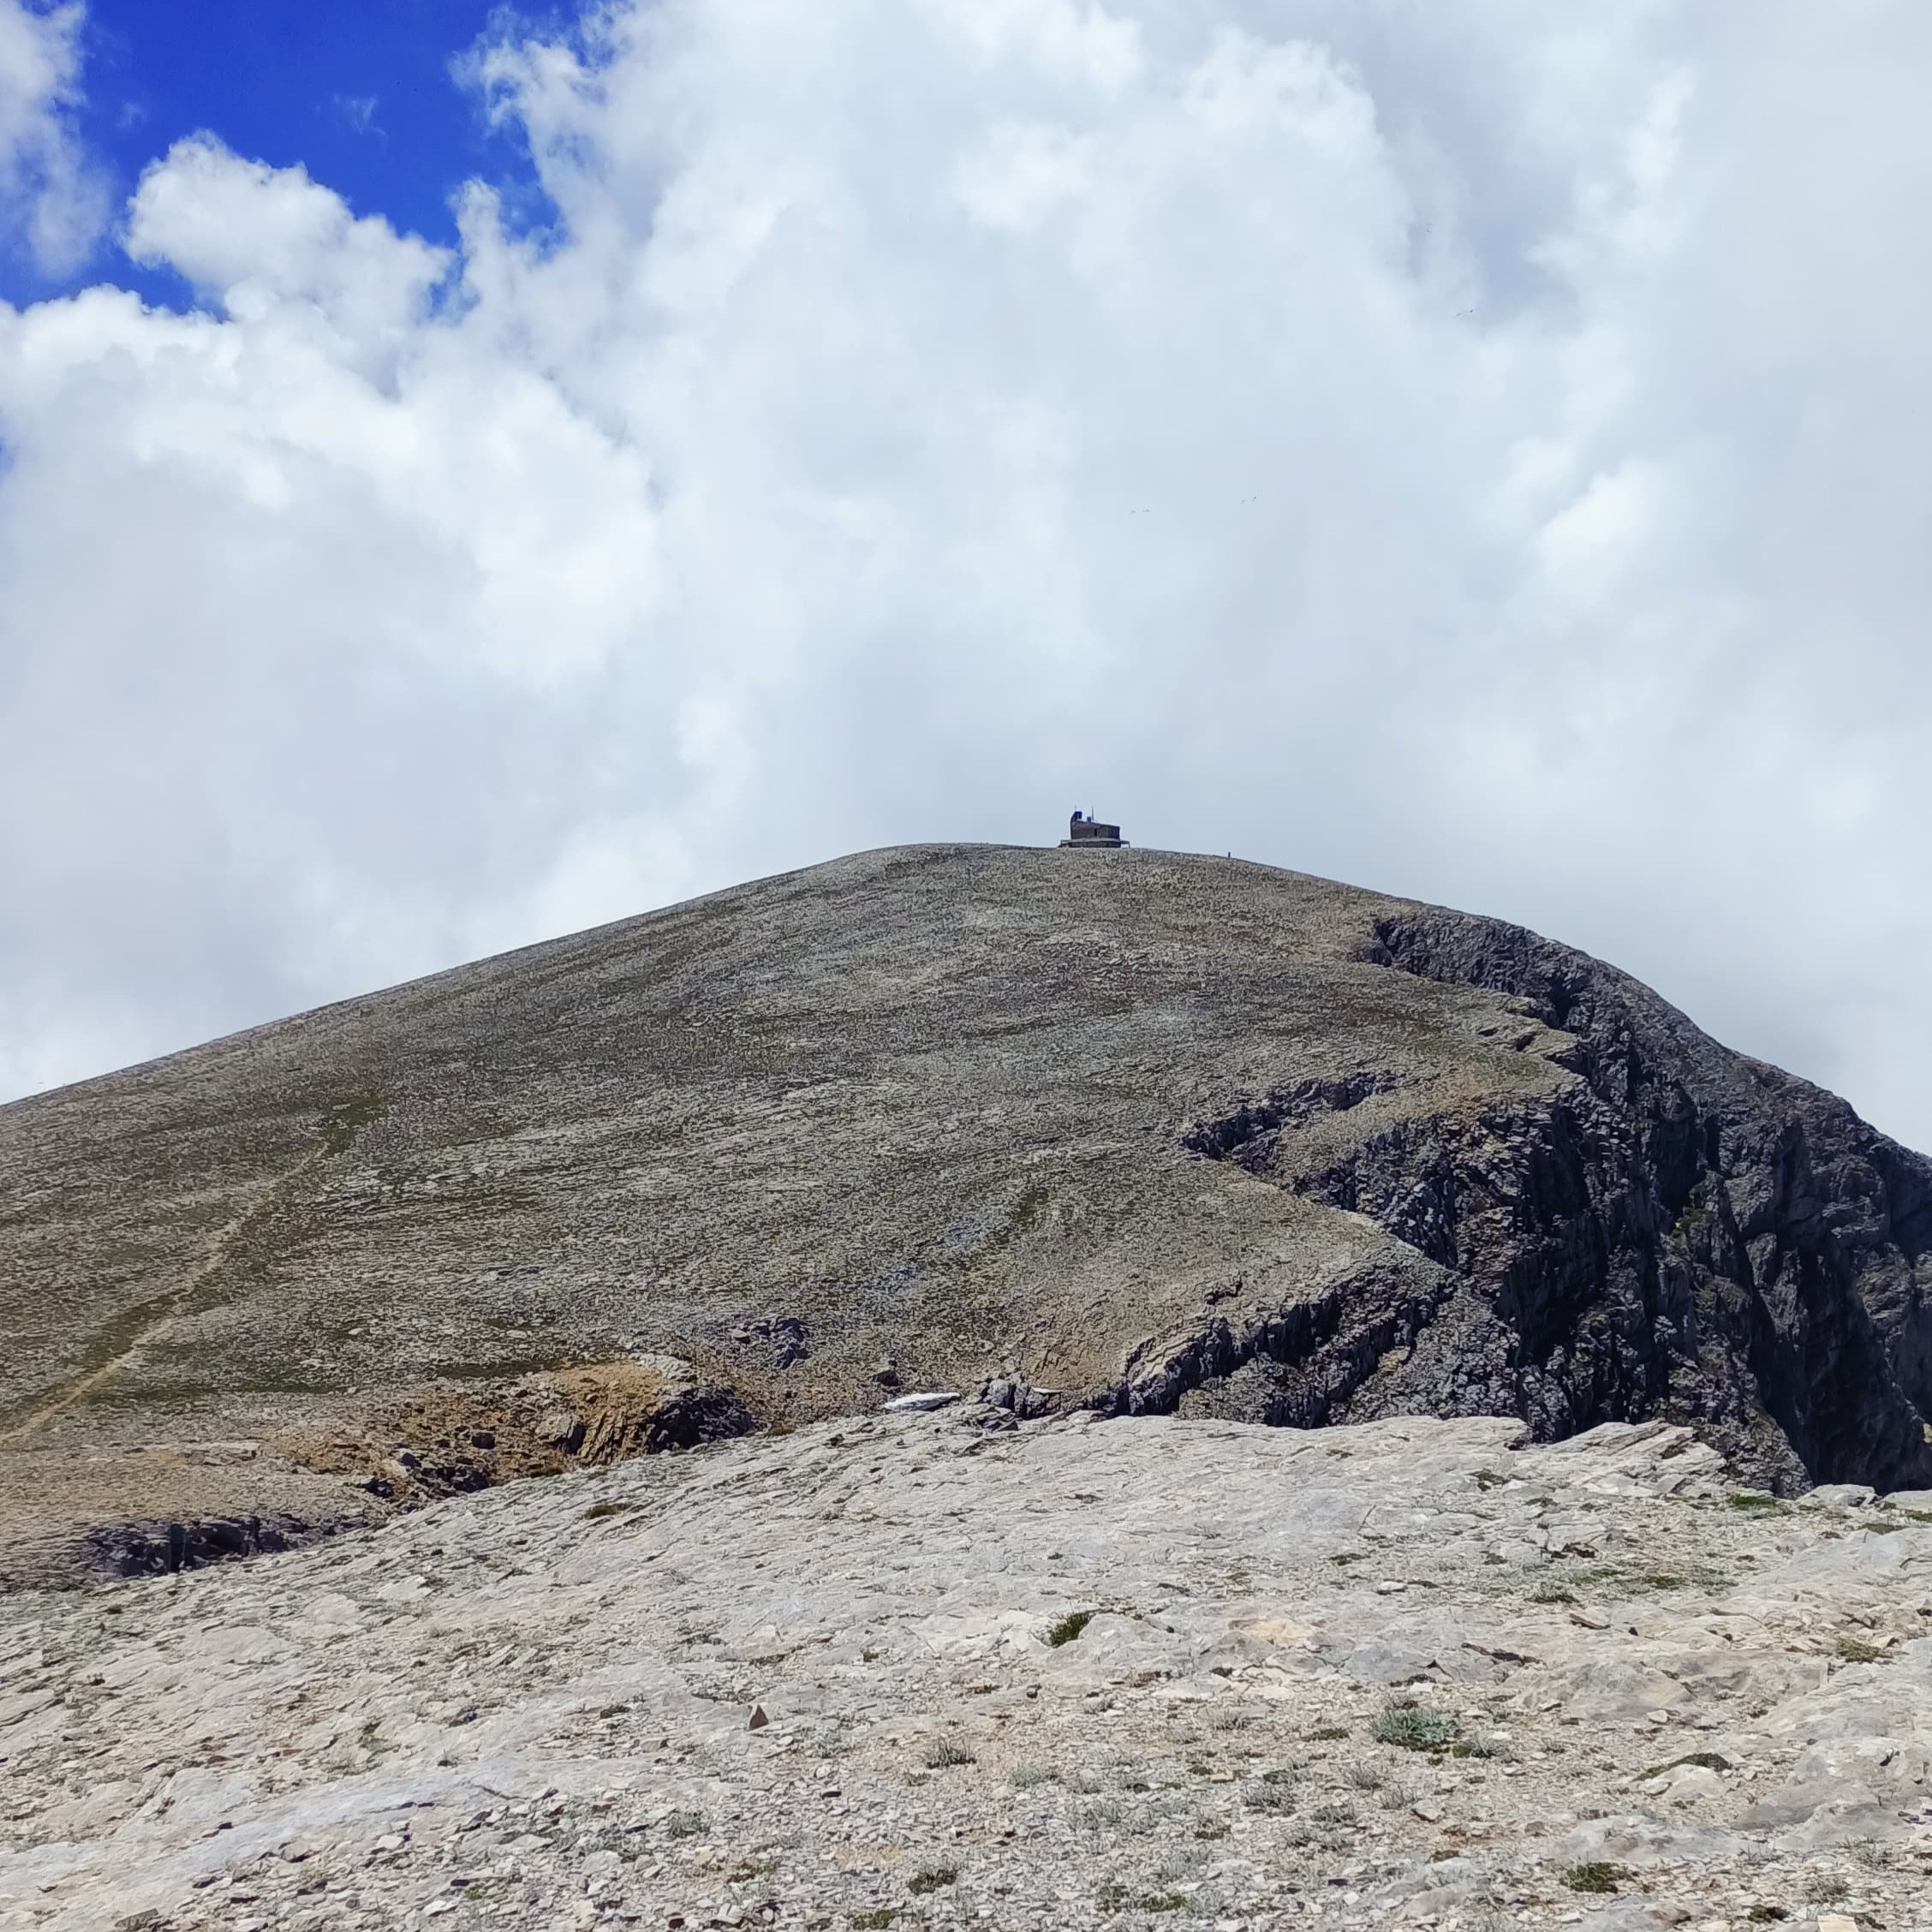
xmin=850 ymin=1911 xmax=898 ymax=1929
xmin=1009 ymin=1764 xmax=1056 ymax=1790
xmin=1076 ymin=1799 xmax=1124 ymax=1836
xmin=1310 ymin=1800 xmax=1356 ymax=1825
xmin=1345 ymin=1761 xmax=1384 ymax=1791
xmin=1451 ymin=1736 xmax=1504 ymax=1760
xmin=1804 ymin=1873 xmax=1850 ymax=1904
xmin=1834 ymin=1634 xmax=1886 ymax=1663
xmin=923 ymin=1738 xmax=976 ymax=1769
xmin=1047 ymin=1610 xmax=1095 ymax=1647
xmin=1370 ymin=1702 xmax=1459 ymax=1752
xmin=1140 ymin=1894 xmax=1186 ymax=1914
xmin=1243 ymin=1781 xmax=1293 ymax=1813
xmin=1560 ymin=1863 xmax=1625 ymax=1895
xmin=663 ymin=1810 xmax=706 ymax=1840
xmin=907 ymin=1865 xmax=957 ymax=1895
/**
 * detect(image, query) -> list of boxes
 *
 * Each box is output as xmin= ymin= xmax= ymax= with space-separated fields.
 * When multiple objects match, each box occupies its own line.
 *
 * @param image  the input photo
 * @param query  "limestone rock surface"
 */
xmin=4 ymin=1409 xmax=1931 ymax=1930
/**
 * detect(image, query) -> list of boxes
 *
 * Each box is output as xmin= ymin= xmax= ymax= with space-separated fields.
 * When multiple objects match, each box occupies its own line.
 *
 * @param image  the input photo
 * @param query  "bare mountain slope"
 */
xmin=3 ymin=843 xmax=1929 ymax=1579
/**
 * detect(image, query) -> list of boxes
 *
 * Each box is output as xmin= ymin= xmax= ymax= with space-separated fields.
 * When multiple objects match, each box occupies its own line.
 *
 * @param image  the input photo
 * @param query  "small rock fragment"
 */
xmin=748 ymin=1703 xmax=769 ymax=1730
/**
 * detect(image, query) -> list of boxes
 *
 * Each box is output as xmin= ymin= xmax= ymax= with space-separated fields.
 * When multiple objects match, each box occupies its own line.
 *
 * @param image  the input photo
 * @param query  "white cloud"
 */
xmin=0 ymin=0 xmax=105 ymax=271
xmin=3 ymin=1 xmax=1932 ymax=1154
xmin=125 ymin=136 xmax=449 ymax=353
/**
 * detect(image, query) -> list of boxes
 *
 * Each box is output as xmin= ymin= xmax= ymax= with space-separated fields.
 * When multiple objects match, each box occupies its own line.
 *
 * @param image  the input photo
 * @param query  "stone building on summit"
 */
xmin=1060 ymin=812 xmax=1126 ymax=849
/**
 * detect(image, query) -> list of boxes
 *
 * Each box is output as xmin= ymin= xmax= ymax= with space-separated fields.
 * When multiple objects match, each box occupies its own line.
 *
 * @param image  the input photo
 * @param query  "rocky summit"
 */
xmin=3 ymin=841 xmax=1931 ymax=1583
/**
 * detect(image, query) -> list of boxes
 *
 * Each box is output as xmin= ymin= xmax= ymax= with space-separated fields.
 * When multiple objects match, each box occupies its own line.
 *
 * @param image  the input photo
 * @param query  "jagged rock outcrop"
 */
xmin=2 ymin=842 xmax=1928 ymax=1577
xmin=1158 ymin=909 xmax=1932 ymax=1493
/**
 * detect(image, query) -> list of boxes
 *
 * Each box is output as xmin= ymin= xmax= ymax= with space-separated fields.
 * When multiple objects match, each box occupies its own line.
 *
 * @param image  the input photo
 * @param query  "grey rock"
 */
xmin=3 ymin=1410 xmax=1929 ymax=1929
xmin=1800 ymin=1482 xmax=1879 ymax=1509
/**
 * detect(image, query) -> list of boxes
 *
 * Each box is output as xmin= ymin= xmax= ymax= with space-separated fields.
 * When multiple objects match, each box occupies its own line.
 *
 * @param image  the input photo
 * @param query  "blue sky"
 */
xmin=1 ymin=0 xmax=536 ymax=307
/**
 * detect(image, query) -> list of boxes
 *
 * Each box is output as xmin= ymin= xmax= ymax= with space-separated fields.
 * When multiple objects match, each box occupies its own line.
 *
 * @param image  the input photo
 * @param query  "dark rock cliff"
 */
xmin=1160 ymin=907 xmax=1932 ymax=1494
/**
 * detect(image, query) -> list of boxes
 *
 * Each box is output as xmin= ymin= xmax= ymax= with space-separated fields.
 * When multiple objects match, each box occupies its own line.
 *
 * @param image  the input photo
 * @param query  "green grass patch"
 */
xmin=1370 ymin=1702 xmax=1458 ymax=1752
xmin=1047 ymin=1609 xmax=1096 ymax=1647
xmin=1560 ymin=1862 xmax=1627 ymax=1894
xmin=1834 ymin=1634 xmax=1887 ymax=1663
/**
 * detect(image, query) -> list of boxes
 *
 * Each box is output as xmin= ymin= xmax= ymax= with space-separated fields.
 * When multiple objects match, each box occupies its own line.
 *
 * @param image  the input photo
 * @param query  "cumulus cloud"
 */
xmin=0 ymin=0 xmax=104 ymax=271
xmin=2 ymin=0 xmax=1931 ymax=1152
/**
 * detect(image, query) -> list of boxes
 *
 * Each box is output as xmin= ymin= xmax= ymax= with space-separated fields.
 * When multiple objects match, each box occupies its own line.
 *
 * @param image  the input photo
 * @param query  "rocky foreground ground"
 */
xmin=4 ymin=1405 xmax=1931 ymax=1932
